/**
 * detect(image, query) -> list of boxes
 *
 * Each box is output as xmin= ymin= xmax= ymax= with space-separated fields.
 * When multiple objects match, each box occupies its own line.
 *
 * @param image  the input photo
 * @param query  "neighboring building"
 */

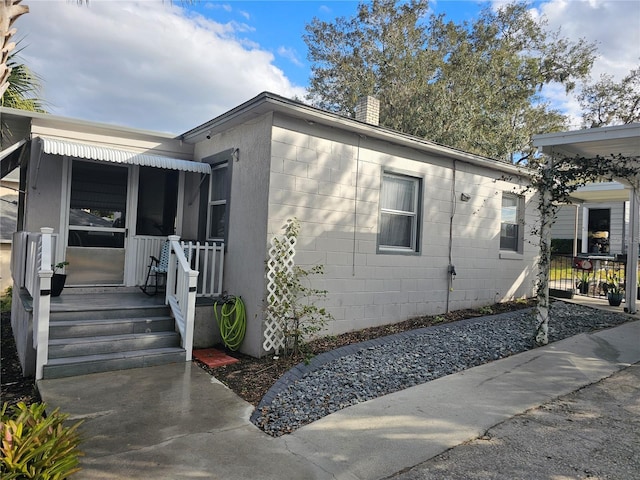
xmin=0 ymin=169 xmax=19 ymax=292
xmin=1 ymin=92 xmax=538 ymax=364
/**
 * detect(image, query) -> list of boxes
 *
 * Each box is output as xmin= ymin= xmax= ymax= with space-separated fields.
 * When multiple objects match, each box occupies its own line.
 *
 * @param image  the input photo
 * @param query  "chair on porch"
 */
xmin=140 ymin=240 xmax=171 ymax=296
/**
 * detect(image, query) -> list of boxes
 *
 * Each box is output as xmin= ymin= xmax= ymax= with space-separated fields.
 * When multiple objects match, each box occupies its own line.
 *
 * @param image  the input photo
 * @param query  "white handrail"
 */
xmin=165 ymin=235 xmax=198 ymax=361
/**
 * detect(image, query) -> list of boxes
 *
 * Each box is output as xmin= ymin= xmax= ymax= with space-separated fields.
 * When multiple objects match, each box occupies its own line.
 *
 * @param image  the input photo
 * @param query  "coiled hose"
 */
xmin=214 ymin=296 xmax=246 ymax=351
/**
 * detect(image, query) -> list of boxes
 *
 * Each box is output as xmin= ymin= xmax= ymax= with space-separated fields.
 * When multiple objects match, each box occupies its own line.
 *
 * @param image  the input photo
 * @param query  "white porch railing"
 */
xmin=12 ymin=228 xmax=55 ymax=380
xmin=134 ymin=236 xmax=224 ymax=297
xmin=182 ymin=240 xmax=224 ymax=297
xmin=12 ymin=231 xmax=221 ymax=378
xmin=165 ymin=235 xmax=197 ymax=361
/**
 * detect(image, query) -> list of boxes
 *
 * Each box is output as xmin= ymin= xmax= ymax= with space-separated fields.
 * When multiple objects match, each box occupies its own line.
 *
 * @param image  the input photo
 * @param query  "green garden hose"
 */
xmin=214 ymin=296 xmax=246 ymax=351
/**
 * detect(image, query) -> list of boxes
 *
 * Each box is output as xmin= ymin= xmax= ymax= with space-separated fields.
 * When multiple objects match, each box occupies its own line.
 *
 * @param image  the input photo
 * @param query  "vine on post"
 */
xmin=265 ymin=218 xmax=333 ymax=357
xmin=527 ymin=153 xmax=640 ymax=345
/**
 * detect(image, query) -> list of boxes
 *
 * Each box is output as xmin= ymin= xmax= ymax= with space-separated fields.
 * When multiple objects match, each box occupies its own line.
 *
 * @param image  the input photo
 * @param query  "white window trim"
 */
xmin=500 ymin=192 xmax=524 ymax=254
xmin=378 ymin=172 xmax=421 ymax=254
xmin=206 ymin=162 xmax=228 ymax=242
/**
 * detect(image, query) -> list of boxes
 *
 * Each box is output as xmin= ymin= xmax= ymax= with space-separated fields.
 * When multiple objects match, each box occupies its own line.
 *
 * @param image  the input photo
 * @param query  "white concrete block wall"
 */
xmin=267 ymin=118 xmax=538 ymax=338
xmin=193 ymin=114 xmax=273 ymax=358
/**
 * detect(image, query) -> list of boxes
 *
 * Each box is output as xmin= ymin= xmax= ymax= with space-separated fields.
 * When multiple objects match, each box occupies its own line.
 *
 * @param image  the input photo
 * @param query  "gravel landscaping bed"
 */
xmin=252 ymin=301 xmax=632 ymax=436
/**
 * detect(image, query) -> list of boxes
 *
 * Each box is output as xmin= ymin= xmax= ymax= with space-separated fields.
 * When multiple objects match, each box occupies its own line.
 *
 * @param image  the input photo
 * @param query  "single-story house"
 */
xmin=1 ymin=92 xmax=538 ymax=378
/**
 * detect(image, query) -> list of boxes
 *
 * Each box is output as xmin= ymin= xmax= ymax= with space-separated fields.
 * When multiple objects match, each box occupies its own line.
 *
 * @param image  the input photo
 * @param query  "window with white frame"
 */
xmin=207 ymin=162 xmax=228 ymax=241
xmin=500 ymin=193 xmax=522 ymax=251
xmin=378 ymin=172 xmax=421 ymax=253
xmin=198 ymin=149 xmax=234 ymax=243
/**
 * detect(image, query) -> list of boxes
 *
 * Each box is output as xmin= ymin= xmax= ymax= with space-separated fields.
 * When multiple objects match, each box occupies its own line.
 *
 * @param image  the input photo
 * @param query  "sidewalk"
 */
xmin=37 ymin=320 xmax=640 ymax=480
xmin=392 ymin=363 xmax=640 ymax=479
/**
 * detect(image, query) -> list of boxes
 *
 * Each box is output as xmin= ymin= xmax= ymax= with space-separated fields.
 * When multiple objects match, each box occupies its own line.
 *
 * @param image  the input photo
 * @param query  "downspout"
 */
xmin=572 ymin=203 xmax=579 ymax=293
xmin=352 ymin=135 xmax=362 ymax=276
xmin=446 ymin=160 xmax=457 ymax=313
xmin=31 ymin=136 xmax=44 ymax=190
xmin=625 ymin=186 xmax=639 ymax=314
xmin=573 ymin=204 xmax=579 ymax=257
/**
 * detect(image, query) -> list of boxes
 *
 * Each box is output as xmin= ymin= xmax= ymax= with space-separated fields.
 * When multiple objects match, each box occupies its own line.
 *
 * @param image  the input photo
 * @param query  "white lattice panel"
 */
xmin=263 ymin=223 xmax=297 ymax=353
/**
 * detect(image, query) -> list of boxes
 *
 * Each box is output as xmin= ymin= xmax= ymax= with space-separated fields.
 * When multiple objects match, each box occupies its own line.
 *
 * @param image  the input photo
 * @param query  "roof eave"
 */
xmin=181 ymin=92 xmax=529 ymax=178
xmin=0 ymin=106 xmax=179 ymax=140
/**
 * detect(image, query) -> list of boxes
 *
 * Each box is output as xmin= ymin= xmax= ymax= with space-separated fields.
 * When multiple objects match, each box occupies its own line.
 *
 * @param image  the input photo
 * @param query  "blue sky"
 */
xmin=186 ymin=1 xmax=490 ymax=87
xmin=15 ymin=1 xmax=640 ymax=133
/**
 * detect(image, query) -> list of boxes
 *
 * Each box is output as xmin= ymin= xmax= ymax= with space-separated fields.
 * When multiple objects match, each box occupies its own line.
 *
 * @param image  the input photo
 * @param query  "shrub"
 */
xmin=550 ymin=238 xmax=578 ymax=255
xmin=1 ymin=286 xmax=12 ymax=313
xmin=266 ymin=218 xmax=333 ymax=357
xmin=1 ymin=402 xmax=82 ymax=479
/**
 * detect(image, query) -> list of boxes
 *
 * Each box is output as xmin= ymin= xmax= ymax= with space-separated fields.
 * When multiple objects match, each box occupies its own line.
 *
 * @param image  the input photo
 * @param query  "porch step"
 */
xmin=43 ymin=294 xmax=186 ymax=379
xmin=49 ymin=316 xmax=175 ymax=339
xmin=42 ymin=348 xmax=186 ymax=379
xmin=50 ymin=305 xmax=171 ymax=322
xmin=49 ymin=331 xmax=181 ymax=358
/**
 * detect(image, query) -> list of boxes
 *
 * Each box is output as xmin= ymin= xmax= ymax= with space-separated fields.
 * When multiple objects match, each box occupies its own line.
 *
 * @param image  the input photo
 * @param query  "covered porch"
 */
xmin=533 ymin=123 xmax=640 ymax=314
xmin=11 ymin=228 xmax=226 ymax=379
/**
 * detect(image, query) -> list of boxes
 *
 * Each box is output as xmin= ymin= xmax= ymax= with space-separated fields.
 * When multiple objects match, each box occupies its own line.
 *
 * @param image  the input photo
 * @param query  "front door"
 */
xmin=66 ymin=161 xmax=129 ymax=285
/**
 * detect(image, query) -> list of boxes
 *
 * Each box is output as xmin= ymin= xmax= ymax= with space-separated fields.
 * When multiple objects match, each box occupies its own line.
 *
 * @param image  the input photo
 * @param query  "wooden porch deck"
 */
xmin=49 ymin=287 xmax=166 ymax=312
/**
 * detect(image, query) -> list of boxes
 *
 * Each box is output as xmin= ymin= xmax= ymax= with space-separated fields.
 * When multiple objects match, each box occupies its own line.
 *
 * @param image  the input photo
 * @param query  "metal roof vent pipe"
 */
xmin=355 ymin=96 xmax=380 ymax=126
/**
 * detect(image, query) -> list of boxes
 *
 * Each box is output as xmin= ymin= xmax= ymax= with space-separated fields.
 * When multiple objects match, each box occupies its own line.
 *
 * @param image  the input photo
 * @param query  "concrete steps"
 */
xmin=42 ymin=299 xmax=185 ymax=379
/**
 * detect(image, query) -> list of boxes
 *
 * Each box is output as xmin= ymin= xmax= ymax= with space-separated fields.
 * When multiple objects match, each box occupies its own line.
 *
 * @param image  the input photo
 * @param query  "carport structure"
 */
xmin=533 ymin=123 xmax=640 ymax=315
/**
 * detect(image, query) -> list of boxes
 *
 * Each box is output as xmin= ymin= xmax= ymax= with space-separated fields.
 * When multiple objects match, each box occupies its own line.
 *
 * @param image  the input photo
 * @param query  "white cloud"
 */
xmin=17 ymin=0 xmax=305 ymax=134
xmin=537 ymin=0 xmax=639 ymax=81
xmin=533 ymin=0 xmax=640 ymax=127
xmin=277 ymin=46 xmax=304 ymax=67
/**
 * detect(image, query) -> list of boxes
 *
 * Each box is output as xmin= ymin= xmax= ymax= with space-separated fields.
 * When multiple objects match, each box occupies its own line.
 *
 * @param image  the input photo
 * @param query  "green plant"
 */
xmin=576 ymin=270 xmax=590 ymax=284
xmin=605 ymin=272 xmax=624 ymax=295
xmin=0 ymin=286 xmax=12 ymax=313
xmin=52 ymin=262 xmax=69 ymax=275
xmin=1 ymin=401 xmax=83 ymax=479
xmin=550 ymin=238 xmax=576 ymax=254
xmin=478 ymin=306 xmax=493 ymax=315
xmin=266 ymin=218 xmax=333 ymax=357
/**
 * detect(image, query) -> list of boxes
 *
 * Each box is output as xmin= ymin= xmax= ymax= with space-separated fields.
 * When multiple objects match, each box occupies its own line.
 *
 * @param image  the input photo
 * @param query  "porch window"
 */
xmin=136 ymin=167 xmax=178 ymax=236
xmin=378 ymin=172 xmax=422 ymax=253
xmin=500 ymin=193 xmax=523 ymax=252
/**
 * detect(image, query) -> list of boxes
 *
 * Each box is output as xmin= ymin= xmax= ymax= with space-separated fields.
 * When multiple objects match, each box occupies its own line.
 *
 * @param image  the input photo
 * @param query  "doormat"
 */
xmin=193 ymin=348 xmax=239 ymax=368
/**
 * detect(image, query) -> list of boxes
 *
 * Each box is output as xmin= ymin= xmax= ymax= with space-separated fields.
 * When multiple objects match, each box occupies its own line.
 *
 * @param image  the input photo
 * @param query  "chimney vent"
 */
xmin=355 ymin=96 xmax=380 ymax=126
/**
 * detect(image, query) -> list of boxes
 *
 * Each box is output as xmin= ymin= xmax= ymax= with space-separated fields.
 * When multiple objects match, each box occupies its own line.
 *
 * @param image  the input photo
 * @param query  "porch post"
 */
xmin=35 ymin=227 xmax=53 ymax=380
xmin=165 ymin=235 xmax=180 ymax=305
xmin=536 ymin=160 xmax=553 ymax=346
xmin=625 ymin=188 xmax=639 ymax=314
xmin=185 ymin=270 xmax=198 ymax=361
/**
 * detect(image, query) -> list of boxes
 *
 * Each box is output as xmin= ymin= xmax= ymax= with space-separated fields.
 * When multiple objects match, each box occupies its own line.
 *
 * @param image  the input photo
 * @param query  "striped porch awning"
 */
xmin=39 ymin=136 xmax=210 ymax=174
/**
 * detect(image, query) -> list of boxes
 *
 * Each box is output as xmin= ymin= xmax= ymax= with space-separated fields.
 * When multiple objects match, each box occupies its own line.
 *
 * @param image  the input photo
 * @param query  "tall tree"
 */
xmin=1 ymin=48 xmax=45 ymax=111
xmin=578 ymin=66 xmax=640 ymax=127
xmin=0 ymin=0 xmax=29 ymax=99
xmin=304 ymin=0 xmax=596 ymax=163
